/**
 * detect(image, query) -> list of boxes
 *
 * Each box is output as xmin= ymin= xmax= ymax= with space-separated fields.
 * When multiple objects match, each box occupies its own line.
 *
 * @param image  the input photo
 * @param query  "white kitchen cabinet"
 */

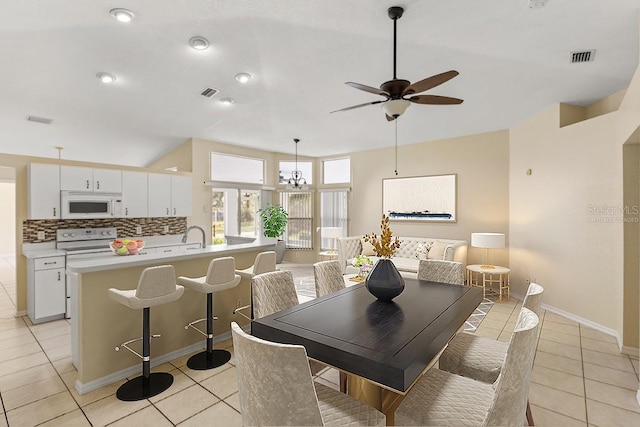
xmin=171 ymin=175 xmax=192 ymax=216
xmin=27 ymin=255 xmax=66 ymax=323
xmin=61 ymin=166 xmax=122 ymax=192
xmin=122 ymin=171 xmax=148 ymax=217
xmin=147 ymin=173 xmax=192 ymax=217
xmin=27 ymin=163 xmax=60 ymax=219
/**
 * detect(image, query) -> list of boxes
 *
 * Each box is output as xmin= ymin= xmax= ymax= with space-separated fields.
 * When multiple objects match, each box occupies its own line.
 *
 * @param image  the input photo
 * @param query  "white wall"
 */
xmin=509 ymin=66 xmax=640 ymax=340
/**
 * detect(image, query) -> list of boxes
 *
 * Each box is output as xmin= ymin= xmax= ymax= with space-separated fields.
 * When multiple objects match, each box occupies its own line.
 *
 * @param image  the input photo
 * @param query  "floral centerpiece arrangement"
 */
xmin=363 ymin=214 xmax=401 ymax=258
xmin=363 ymin=214 xmax=405 ymax=302
xmin=352 ymin=254 xmax=373 ymax=278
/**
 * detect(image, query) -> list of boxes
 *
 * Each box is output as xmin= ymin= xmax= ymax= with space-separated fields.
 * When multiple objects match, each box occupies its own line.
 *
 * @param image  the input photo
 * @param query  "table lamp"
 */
xmin=471 ymin=232 xmax=505 ymax=269
xmin=322 ymin=227 xmax=343 ymax=253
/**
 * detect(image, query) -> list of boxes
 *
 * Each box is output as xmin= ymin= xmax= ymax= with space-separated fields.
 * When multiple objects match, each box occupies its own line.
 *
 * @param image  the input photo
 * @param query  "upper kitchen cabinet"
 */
xmin=60 ymin=166 xmax=122 ymax=193
xmin=28 ymin=163 xmax=60 ymax=219
xmin=147 ymin=173 xmax=192 ymax=217
xmin=122 ymin=171 xmax=148 ymax=217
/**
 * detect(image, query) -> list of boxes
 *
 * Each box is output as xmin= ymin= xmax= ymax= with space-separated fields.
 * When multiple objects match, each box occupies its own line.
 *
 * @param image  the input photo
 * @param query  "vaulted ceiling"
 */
xmin=0 ymin=0 xmax=638 ymax=167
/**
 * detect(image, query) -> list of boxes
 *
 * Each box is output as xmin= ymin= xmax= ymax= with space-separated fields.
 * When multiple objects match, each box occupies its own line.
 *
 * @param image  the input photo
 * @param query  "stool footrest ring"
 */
xmin=115 ymin=335 xmax=161 ymax=359
xmin=185 ymin=317 xmax=218 ymax=338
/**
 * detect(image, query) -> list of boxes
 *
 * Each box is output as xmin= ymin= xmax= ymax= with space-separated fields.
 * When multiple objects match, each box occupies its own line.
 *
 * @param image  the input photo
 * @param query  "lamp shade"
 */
xmin=471 ymin=233 xmax=505 ymax=249
xmin=322 ymin=227 xmax=343 ymax=239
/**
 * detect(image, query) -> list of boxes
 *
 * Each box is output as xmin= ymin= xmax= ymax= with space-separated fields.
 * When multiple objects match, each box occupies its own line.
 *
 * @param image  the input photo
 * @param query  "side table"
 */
xmin=466 ymin=264 xmax=510 ymax=302
xmin=318 ymin=251 xmax=338 ymax=262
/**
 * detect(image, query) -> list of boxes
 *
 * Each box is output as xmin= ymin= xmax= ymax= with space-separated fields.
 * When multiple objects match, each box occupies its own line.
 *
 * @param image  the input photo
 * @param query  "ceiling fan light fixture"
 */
xmin=189 ymin=36 xmax=210 ymax=50
xmin=382 ymin=99 xmax=411 ymax=117
xmin=110 ymin=8 xmax=135 ymax=23
xmin=219 ymin=97 xmax=234 ymax=105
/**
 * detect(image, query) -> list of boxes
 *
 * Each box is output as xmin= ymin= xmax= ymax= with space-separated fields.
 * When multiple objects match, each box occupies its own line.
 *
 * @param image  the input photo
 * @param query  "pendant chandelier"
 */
xmin=287 ymin=138 xmax=308 ymax=190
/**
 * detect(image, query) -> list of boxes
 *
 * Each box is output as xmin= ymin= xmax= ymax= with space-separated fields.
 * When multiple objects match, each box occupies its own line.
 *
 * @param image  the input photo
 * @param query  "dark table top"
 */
xmin=251 ymin=278 xmax=483 ymax=392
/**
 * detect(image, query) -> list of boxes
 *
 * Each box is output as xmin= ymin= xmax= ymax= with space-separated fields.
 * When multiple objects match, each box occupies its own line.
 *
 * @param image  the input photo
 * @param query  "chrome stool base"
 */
xmin=187 ymin=349 xmax=231 ymax=370
xmin=116 ymin=372 xmax=173 ymax=401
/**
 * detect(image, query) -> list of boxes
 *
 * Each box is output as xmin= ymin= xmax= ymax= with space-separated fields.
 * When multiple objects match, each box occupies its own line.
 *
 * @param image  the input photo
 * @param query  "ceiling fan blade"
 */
xmin=409 ymin=95 xmax=464 ymax=105
xmin=330 ymin=100 xmax=385 ymax=114
xmin=403 ymin=70 xmax=460 ymax=96
xmin=345 ymin=82 xmax=390 ymax=97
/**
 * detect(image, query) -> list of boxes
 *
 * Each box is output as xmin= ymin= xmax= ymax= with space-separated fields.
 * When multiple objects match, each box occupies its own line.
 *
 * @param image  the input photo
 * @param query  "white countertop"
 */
xmin=66 ymin=238 xmax=277 ymax=273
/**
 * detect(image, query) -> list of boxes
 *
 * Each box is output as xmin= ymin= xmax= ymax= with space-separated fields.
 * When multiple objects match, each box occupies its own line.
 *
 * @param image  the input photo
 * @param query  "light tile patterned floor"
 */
xmin=0 ymin=258 xmax=638 ymax=425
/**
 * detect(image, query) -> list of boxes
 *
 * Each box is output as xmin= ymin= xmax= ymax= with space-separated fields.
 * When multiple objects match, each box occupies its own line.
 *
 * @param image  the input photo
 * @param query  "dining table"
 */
xmin=251 ymin=277 xmax=483 ymax=425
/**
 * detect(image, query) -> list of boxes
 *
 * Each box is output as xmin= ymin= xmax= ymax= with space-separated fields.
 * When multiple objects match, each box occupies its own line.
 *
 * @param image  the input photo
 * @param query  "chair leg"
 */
xmin=116 ymin=308 xmax=174 ymax=401
xmin=526 ymin=399 xmax=534 ymax=426
xmin=186 ymin=293 xmax=231 ymax=370
xmin=339 ymin=372 xmax=348 ymax=393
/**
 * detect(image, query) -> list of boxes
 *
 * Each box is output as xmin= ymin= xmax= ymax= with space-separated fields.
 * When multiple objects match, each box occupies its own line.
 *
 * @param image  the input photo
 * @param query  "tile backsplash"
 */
xmin=22 ymin=217 xmax=188 ymax=243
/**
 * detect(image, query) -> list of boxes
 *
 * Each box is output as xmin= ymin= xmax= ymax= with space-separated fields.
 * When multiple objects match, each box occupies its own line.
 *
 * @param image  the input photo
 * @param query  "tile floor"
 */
xmin=0 ymin=258 xmax=638 ymax=426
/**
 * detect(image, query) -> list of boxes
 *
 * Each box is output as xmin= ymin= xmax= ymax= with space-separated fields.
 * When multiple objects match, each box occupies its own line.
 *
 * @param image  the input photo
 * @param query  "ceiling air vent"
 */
xmin=571 ymin=50 xmax=595 ymax=63
xmin=200 ymin=87 xmax=219 ymax=98
xmin=26 ymin=115 xmax=53 ymax=124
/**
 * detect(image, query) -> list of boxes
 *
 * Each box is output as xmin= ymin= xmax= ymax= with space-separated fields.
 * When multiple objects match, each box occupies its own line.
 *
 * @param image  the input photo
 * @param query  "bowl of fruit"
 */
xmin=110 ymin=239 xmax=144 ymax=256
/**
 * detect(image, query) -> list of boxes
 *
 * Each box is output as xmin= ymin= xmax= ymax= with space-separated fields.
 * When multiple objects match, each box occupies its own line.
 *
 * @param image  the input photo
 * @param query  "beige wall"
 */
xmin=349 ymin=130 xmax=510 ymax=268
xmin=623 ymin=142 xmax=639 ymax=349
xmin=509 ymin=66 xmax=640 ymax=341
xmin=0 ymin=182 xmax=15 ymax=256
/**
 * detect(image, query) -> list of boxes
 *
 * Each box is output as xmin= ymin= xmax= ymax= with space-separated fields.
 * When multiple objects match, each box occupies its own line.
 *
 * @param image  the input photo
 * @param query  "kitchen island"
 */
xmin=66 ymin=238 xmax=276 ymax=394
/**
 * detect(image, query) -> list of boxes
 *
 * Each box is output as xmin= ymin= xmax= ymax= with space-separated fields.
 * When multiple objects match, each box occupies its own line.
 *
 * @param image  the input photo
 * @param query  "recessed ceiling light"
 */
xmin=235 ymin=73 xmax=252 ymax=83
xmin=219 ymin=97 xmax=234 ymax=105
xmin=96 ymin=72 xmax=116 ymax=83
xmin=110 ymin=8 xmax=135 ymax=23
xmin=189 ymin=36 xmax=210 ymax=50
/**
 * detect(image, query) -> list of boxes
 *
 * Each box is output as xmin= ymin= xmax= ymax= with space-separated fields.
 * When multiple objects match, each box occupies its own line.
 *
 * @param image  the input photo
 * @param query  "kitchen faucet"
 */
xmin=182 ymin=225 xmax=206 ymax=248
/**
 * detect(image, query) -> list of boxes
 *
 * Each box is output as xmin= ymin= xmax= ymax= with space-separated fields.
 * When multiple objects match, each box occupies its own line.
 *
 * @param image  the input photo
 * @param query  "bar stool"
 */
xmin=233 ymin=251 xmax=276 ymax=320
xmin=108 ymin=265 xmax=184 ymax=401
xmin=178 ymin=257 xmax=241 ymax=370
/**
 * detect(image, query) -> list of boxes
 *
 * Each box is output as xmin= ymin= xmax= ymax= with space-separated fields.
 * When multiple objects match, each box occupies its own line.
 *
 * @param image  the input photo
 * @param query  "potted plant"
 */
xmin=258 ymin=204 xmax=288 ymax=263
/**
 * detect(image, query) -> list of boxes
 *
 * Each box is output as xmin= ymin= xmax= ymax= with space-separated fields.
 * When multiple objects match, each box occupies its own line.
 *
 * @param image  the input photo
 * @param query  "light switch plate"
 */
xmin=135 ymin=226 xmax=142 ymax=234
xmin=163 ymin=226 xmax=169 ymax=233
xmin=37 ymin=231 xmax=45 ymax=240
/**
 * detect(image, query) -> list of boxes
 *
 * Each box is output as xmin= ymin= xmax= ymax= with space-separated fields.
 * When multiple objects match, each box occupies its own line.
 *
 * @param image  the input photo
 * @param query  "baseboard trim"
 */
xmin=621 ymin=346 xmax=640 ymax=358
xmin=14 ymin=310 xmax=27 ymax=317
xmin=75 ymin=330 xmax=235 ymax=395
xmin=510 ymin=291 xmax=623 ymax=351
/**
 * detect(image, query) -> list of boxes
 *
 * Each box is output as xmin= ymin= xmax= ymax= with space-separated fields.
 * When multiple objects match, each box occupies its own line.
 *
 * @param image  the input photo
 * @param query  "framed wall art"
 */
xmin=382 ymin=174 xmax=457 ymax=222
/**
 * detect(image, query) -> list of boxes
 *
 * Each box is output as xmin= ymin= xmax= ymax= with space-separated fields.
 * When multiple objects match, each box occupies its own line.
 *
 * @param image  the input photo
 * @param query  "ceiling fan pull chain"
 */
xmin=394 ymin=119 xmax=398 ymax=176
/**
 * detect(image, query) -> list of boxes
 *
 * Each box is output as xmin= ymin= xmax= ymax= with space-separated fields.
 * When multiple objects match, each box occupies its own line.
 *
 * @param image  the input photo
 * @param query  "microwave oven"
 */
xmin=60 ymin=191 xmax=123 ymax=219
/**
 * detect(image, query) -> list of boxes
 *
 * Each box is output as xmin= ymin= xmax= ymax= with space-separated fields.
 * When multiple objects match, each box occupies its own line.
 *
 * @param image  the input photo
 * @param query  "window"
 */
xmin=279 ymin=161 xmax=313 ymax=185
xmin=280 ymin=192 xmax=313 ymax=250
xmin=211 ymin=188 xmax=261 ymax=245
xmin=323 ymin=158 xmax=350 ymax=184
xmin=320 ymin=191 xmax=348 ymax=250
xmin=211 ymin=153 xmax=264 ymax=184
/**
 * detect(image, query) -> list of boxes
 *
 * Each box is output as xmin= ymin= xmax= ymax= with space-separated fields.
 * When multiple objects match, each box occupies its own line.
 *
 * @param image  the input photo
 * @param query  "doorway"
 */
xmin=0 ymin=167 xmax=16 ymax=316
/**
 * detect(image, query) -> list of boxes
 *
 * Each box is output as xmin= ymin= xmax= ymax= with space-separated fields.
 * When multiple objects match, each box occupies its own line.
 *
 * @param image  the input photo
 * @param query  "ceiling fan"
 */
xmin=331 ymin=6 xmax=463 ymax=121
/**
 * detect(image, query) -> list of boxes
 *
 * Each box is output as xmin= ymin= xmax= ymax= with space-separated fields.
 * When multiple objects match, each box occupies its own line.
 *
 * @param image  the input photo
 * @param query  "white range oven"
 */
xmin=56 ymin=227 xmax=118 ymax=318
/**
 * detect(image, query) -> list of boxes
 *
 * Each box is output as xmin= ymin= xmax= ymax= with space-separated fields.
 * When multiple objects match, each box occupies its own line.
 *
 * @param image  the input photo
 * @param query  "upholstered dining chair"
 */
xmin=394 ymin=308 xmax=540 ymax=426
xmin=437 ymin=282 xmax=544 ymax=425
xmin=313 ymin=260 xmax=345 ymax=297
xmin=231 ymin=322 xmax=385 ymax=426
xmin=417 ymin=259 xmax=464 ymax=285
xmin=251 ymin=270 xmax=299 ymax=319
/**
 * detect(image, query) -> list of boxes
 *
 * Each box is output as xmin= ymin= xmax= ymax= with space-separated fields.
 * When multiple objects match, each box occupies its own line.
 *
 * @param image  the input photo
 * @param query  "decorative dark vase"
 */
xmin=365 ymin=258 xmax=405 ymax=302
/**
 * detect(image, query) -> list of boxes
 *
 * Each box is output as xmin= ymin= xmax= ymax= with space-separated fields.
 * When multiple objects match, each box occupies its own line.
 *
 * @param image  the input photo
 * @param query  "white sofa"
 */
xmin=337 ymin=236 xmax=468 ymax=279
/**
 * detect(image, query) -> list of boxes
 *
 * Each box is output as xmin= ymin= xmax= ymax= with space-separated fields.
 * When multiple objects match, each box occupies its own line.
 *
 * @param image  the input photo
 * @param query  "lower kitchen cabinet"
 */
xmin=27 ymin=255 xmax=66 ymax=323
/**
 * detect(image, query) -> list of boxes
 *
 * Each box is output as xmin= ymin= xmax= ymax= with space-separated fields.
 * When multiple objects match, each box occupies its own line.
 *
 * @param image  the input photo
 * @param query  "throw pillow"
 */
xmin=414 ymin=243 xmax=431 ymax=260
xmin=427 ymin=240 xmax=452 ymax=260
xmin=361 ymin=239 xmax=376 ymax=256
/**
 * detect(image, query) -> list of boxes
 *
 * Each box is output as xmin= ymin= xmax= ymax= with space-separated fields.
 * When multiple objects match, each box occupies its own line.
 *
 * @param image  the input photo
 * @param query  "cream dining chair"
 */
xmin=231 ymin=322 xmax=385 ymax=426
xmin=313 ymin=260 xmax=345 ymax=297
xmin=417 ymin=259 xmax=464 ymax=285
xmin=394 ymin=307 xmax=540 ymax=426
